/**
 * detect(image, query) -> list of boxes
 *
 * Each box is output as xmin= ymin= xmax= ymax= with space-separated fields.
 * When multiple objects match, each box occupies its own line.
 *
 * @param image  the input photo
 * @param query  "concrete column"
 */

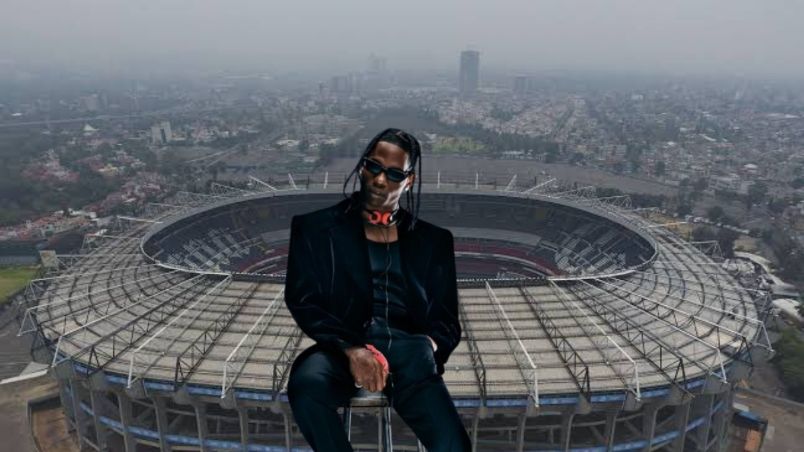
xmin=283 ymin=412 xmax=293 ymax=451
xmin=89 ymin=390 xmax=110 ymax=451
xmin=152 ymin=397 xmax=173 ymax=452
xmin=516 ymin=414 xmax=527 ymax=452
xmin=470 ymin=412 xmax=481 ymax=452
xmin=238 ymin=407 xmax=250 ymax=450
xmin=693 ymin=394 xmax=715 ymax=451
xmin=604 ymin=411 xmax=617 ymax=451
xmin=69 ymin=379 xmax=88 ymax=450
xmin=641 ymin=404 xmax=660 ymax=451
xmin=559 ymin=412 xmax=575 ymax=451
xmin=194 ymin=403 xmax=210 ymax=452
xmin=58 ymin=380 xmax=75 ymax=422
xmin=115 ymin=392 xmax=138 ymax=452
xmin=710 ymin=392 xmax=732 ymax=451
xmin=669 ymin=402 xmax=691 ymax=452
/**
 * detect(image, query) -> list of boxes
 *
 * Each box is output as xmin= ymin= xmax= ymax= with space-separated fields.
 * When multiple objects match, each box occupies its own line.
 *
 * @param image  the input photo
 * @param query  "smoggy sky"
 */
xmin=2 ymin=0 xmax=803 ymax=78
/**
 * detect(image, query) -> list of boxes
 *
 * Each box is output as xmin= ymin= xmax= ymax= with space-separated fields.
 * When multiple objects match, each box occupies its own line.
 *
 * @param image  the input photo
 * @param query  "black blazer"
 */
xmin=284 ymin=194 xmax=461 ymax=375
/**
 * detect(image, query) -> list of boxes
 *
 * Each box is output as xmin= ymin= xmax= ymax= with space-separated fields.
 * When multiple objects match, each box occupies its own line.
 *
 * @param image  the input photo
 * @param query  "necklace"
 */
xmin=380 ymin=226 xmax=393 ymax=351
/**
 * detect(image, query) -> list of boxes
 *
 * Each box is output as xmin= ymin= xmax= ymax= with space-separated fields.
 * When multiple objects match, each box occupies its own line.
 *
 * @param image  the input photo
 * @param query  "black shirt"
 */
xmin=366 ymin=240 xmax=411 ymax=330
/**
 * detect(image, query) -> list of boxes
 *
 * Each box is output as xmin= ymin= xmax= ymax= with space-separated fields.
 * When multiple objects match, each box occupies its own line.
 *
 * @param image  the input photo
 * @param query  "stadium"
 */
xmin=16 ymin=173 xmax=772 ymax=451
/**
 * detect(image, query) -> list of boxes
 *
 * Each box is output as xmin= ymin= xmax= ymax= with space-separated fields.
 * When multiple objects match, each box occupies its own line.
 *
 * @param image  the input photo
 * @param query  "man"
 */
xmin=284 ymin=128 xmax=471 ymax=451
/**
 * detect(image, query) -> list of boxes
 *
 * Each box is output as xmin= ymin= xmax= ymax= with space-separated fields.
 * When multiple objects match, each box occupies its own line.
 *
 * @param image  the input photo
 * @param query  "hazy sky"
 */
xmin=2 ymin=0 xmax=804 ymax=78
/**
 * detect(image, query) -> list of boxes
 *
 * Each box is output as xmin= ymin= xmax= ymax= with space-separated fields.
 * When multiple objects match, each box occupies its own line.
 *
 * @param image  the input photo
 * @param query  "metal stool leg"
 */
xmin=343 ymin=406 xmax=352 ymax=440
xmin=381 ymin=405 xmax=393 ymax=452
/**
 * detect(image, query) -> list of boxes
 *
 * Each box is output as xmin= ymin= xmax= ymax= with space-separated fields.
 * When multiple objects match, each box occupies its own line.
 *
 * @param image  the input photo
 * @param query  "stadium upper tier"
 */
xmin=140 ymin=192 xmax=656 ymax=279
xmin=24 ymin=186 xmax=770 ymax=412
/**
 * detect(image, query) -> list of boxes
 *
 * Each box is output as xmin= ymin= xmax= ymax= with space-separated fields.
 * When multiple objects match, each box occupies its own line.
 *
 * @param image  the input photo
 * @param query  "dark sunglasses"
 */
xmin=361 ymin=157 xmax=411 ymax=183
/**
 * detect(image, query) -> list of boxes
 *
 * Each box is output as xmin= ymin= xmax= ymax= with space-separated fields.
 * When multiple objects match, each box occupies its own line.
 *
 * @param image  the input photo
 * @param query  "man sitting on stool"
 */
xmin=284 ymin=128 xmax=471 ymax=451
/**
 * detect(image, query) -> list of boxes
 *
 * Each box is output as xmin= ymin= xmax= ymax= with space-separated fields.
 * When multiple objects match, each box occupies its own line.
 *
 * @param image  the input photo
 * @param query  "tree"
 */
xmin=569 ymin=152 xmax=585 ymax=165
xmin=654 ymin=160 xmax=666 ymax=177
xmin=692 ymin=226 xmax=716 ymax=243
xmin=676 ymin=203 xmax=692 ymax=217
xmin=706 ymin=205 xmax=725 ymax=223
xmin=771 ymin=328 xmax=804 ymax=402
xmin=768 ymin=197 xmax=789 ymax=215
xmin=692 ymin=177 xmax=708 ymax=192
xmin=716 ymin=228 xmax=740 ymax=258
xmin=628 ymin=158 xmax=641 ymax=173
xmin=746 ymin=181 xmax=769 ymax=208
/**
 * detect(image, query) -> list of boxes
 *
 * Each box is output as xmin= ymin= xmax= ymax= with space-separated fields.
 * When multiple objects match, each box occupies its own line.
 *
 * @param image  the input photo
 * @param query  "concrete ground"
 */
xmin=0 ymin=375 xmax=68 ymax=452
xmin=0 ymin=299 xmax=78 ymax=452
xmin=0 ymin=304 xmax=37 ymax=381
xmin=734 ymin=387 xmax=804 ymax=452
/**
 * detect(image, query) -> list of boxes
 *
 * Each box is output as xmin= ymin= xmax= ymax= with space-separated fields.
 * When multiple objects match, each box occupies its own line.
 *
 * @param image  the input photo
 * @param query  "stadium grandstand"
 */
xmin=14 ymin=173 xmax=772 ymax=451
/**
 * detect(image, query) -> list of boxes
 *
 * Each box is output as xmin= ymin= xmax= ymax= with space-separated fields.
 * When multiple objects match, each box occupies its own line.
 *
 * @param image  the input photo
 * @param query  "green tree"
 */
xmin=654 ymin=160 xmax=666 ymax=177
xmin=746 ymin=181 xmax=769 ymax=208
xmin=771 ymin=328 xmax=804 ymax=402
xmin=707 ymin=205 xmax=725 ymax=222
xmin=717 ymin=228 xmax=740 ymax=258
xmin=768 ymin=197 xmax=789 ymax=214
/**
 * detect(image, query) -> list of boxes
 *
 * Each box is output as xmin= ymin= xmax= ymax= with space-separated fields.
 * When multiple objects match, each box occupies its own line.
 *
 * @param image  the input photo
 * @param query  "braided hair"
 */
xmin=342 ymin=128 xmax=423 ymax=231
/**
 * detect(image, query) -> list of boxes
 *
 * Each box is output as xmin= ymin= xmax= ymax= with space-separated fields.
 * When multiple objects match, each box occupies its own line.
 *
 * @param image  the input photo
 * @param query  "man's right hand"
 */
xmin=344 ymin=346 xmax=388 ymax=392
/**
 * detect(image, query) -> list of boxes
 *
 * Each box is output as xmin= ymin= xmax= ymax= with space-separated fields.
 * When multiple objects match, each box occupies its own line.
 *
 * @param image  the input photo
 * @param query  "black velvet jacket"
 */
xmin=284 ymin=194 xmax=461 ymax=375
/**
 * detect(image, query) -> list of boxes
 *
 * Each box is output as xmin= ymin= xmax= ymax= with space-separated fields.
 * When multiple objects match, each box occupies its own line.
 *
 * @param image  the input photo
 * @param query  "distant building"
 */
xmin=81 ymin=94 xmax=101 ymax=112
xmin=513 ymin=75 xmax=529 ymax=95
xmin=329 ymin=75 xmax=355 ymax=94
xmin=364 ymin=54 xmax=391 ymax=90
xmin=459 ymin=50 xmax=480 ymax=96
xmin=151 ymin=121 xmax=173 ymax=145
xmin=367 ymin=54 xmax=387 ymax=74
xmin=710 ymin=174 xmax=742 ymax=193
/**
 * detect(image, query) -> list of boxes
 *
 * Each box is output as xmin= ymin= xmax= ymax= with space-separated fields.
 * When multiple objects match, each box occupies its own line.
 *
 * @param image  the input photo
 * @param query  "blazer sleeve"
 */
xmin=425 ymin=229 xmax=462 ymax=372
xmin=284 ymin=215 xmax=364 ymax=354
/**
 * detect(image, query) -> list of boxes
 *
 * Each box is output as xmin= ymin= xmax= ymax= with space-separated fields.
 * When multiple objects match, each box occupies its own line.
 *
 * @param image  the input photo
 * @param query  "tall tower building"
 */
xmin=459 ymin=50 xmax=480 ymax=96
xmin=151 ymin=121 xmax=173 ymax=145
xmin=513 ymin=75 xmax=529 ymax=95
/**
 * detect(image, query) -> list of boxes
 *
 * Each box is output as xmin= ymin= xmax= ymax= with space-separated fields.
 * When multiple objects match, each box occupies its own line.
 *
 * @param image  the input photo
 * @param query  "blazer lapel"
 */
xmin=328 ymin=209 xmax=372 ymax=296
xmin=399 ymin=230 xmax=431 ymax=304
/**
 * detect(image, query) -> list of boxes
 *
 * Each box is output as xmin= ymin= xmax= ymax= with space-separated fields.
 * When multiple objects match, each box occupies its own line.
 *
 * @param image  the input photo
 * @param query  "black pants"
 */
xmin=287 ymin=319 xmax=471 ymax=451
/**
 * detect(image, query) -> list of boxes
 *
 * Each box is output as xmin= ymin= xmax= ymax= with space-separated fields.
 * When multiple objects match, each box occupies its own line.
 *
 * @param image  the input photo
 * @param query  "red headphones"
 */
xmin=364 ymin=208 xmax=398 ymax=226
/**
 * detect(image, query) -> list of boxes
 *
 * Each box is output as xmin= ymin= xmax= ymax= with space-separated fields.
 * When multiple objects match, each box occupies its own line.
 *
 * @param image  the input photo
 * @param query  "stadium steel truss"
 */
xmin=15 ymin=172 xmax=772 ymax=452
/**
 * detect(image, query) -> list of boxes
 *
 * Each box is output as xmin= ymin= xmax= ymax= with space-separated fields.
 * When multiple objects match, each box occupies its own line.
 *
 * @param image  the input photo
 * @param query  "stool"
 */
xmin=342 ymin=389 xmax=427 ymax=451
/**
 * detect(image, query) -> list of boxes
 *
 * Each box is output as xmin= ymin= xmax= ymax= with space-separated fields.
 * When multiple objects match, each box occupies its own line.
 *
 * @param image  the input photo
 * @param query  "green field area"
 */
xmin=0 ymin=266 xmax=39 ymax=305
xmin=432 ymin=136 xmax=486 ymax=155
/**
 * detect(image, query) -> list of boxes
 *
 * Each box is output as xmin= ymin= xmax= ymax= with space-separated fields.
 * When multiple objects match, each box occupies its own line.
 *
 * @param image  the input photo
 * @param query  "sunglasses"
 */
xmin=361 ymin=157 xmax=412 ymax=183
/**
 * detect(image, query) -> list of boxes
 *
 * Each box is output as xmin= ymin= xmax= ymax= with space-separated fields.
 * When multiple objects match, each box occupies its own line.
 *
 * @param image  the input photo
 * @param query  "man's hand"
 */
xmin=344 ymin=346 xmax=388 ymax=392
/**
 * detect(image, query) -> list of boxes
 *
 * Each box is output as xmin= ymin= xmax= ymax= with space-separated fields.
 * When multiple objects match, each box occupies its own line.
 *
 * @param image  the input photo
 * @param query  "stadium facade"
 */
xmin=17 ymin=175 xmax=771 ymax=451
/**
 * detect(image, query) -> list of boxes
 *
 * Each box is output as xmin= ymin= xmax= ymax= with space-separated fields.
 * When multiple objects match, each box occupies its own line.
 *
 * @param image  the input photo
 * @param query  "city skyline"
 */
xmin=1 ymin=0 xmax=804 ymax=79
